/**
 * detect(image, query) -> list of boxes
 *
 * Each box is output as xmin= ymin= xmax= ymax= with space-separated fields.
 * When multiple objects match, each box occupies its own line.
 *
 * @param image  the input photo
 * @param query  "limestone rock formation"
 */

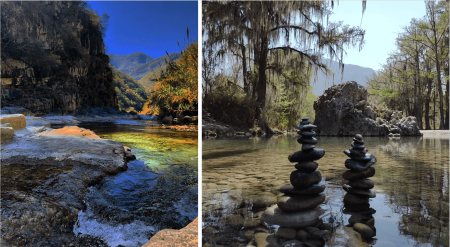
xmin=313 ymin=81 xmax=421 ymax=136
xmin=1 ymin=1 xmax=117 ymax=116
xmin=1 ymin=125 xmax=129 ymax=246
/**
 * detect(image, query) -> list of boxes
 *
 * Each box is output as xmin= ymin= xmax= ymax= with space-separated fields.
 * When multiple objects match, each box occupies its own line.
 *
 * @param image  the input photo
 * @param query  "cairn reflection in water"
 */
xmin=259 ymin=118 xmax=330 ymax=246
xmin=342 ymin=134 xmax=377 ymax=242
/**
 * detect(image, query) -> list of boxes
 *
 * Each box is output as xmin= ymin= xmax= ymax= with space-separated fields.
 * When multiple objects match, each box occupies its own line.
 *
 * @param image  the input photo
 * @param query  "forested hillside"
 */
xmin=311 ymin=59 xmax=376 ymax=96
xmin=109 ymin=52 xmax=181 ymax=81
xmin=112 ymin=67 xmax=149 ymax=112
xmin=367 ymin=0 xmax=449 ymax=130
xmin=1 ymin=1 xmax=116 ymax=115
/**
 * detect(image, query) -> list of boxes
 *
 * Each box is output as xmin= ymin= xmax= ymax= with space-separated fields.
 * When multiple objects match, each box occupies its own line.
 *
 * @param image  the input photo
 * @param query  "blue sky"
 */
xmin=87 ymin=1 xmax=198 ymax=58
xmin=327 ymin=1 xmax=427 ymax=71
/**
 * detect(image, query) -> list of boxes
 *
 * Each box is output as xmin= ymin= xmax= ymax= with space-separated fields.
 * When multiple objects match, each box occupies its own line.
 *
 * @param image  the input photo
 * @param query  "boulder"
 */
xmin=1 ymin=126 xmax=14 ymax=143
xmin=142 ymin=217 xmax=198 ymax=247
xmin=0 ymin=114 xmax=26 ymax=130
xmin=0 ymin=107 xmax=32 ymax=116
xmin=162 ymin=115 xmax=173 ymax=124
xmin=313 ymin=81 xmax=421 ymax=136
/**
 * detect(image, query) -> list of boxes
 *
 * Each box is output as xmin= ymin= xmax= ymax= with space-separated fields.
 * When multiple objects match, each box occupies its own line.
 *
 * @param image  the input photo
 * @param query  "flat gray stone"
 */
xmin=290 ymin=170 xmax=322 ymax=188
xmin=280 ymin=184 xmax=325 ymax=195
xmin=261 ymin=205 xmax=325 ymax=228
xmin=297 ymin=137 xmax=318 ymax=145
xmin=343 ymin=185 xmax=376 ymax=198
xmin=294 ymin=161 xmax=318 ymax=172
xmin=342 ymin=167 xmax=375 ymax=181
xmin=344 ymin=158 xmax=376 ymax=172
xmin=277 ymin=193 xmax=325 ymax=212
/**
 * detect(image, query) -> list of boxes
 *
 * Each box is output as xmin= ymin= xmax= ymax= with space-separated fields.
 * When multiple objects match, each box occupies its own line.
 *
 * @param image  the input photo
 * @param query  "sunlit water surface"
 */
xmin=54 ymin=121 xmax=198 ymax=247
xmin=202 ymin=135 xmax=449 ymax=247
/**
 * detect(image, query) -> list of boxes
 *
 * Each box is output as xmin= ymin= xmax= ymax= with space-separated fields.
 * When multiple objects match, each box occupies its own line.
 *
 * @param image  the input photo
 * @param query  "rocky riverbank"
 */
xmin=1 ymin=123 xmax=129 ymax=246
xmin=1 ymin=114 xmax=198 ymax=246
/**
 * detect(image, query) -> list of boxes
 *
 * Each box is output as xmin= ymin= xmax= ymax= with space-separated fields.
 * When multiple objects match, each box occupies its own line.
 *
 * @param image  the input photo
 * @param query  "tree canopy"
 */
xmin=203 ymin=1 xmax=366 ymax=133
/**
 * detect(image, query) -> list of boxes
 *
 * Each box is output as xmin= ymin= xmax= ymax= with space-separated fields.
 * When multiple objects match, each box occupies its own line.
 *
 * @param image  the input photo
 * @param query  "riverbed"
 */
xmin=55 ymin=120 xmax=198 ymax=247
xmin=202 ymin=134 xmax=449 ymax=247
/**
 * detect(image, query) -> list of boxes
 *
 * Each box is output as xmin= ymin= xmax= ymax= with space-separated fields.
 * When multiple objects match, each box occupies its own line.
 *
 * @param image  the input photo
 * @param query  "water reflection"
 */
xmin=202 ymin=135 xmax=449 ymax=247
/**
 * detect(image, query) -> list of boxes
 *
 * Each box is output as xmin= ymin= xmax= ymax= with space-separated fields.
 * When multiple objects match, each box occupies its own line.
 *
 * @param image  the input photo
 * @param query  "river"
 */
xmin=54 ymin=120 xmax=198 ymax=247
xmin=202 ymin=134 xmax=449 ymax=247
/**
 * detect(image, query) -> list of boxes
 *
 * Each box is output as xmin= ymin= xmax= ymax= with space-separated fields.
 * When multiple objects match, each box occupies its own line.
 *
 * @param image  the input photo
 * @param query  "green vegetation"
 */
xmin=138 ymin=62 xmax=174 ymax=91
xmin=113 ymin=67 xmax=149 ymax=112
xmin=203 ymin=1 xmax=365 ymax=132
xmin=367 ymin=0 xmax=449 ymax=130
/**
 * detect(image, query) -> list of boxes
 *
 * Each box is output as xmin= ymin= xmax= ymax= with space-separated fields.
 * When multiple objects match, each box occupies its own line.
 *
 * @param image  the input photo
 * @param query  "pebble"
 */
xmin=353 ymin=223 xmax=375 ymax=238
xmin=343 ymin=185 xmax=376 ymax=198
xmin=289 ymin=149 xmax=325 ymax=163
xmin=297 ymin=137 xmax=318 ymax=145
xmin=275 ymin=227 xmax=296 ymax=239
xmin=343 ymin=193 xmax=369 ymax=205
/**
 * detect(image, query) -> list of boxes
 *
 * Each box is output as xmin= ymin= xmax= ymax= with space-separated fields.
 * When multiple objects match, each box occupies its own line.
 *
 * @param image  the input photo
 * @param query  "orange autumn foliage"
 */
xmin=146 ymin=41 xmax=198 ymax=115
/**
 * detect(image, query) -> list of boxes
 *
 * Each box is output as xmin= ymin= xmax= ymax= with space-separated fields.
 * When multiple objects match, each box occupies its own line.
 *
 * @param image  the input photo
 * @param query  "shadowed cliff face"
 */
xmin=1 ymin=1 xmax=117 ymax=115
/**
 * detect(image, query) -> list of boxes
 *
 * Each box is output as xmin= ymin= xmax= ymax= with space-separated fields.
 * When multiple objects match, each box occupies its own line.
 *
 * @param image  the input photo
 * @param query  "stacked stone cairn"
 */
xmin=342 ymin=134 xmax=377 ymax=239
xmin=261 ymin=118 xmax=332 ymax=246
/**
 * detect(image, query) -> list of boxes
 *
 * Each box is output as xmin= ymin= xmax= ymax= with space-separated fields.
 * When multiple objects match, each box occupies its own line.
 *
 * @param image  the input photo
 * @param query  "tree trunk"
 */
xmin=241 ymin=43 xmax=249 ymax=95
xmin=425 ymin=64 xmax=432 ymax=130
xmin=256 ymin=35 xmax=274 ymax=135
xmin=444 ymin=64 xmax=449 ymax=129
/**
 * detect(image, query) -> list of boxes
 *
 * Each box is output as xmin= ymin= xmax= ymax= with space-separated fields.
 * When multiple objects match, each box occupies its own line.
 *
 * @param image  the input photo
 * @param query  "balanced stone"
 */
xmin=298 ymin=130 xmax=316 ymax=137
xmin=353 ymin=138 xmax=365 ymax=145
xmin=300 ymin=118 xmax=311 ymax=125
xmin=298 ymin=123 xmax=317 ymax=131
xmin=294 ymin=161 xmax=319 ymax=172
xmin=355 ymin=134 xmax=363 ymax=140
xmin=343 ymin=193 xmax=369 ymax=205
xmin=290 ymin=170 xmax=322 ymax=188
xmin=277 ymin=194 xmax=325 ymax=211
xmin=349 ymin=147 xmax=368 ymax=156
xmin=343 ymin=185 xmax=376 ymax=198
xmin=297 ymin=137 xmax=318 ymax=145
xmin=343 ymin=150 xmax=372 ymax=161
xmin=353 ymin=223 xmax=375 ymax=238
xmin=342 ymin=166 xmax=375 ymax=181
xmin=261 ymin=205 xmax=325 ymax=228
xmin=280 ymin=184 xmax=325 ymax=195
xmin=348 ymin=179 xmax=374 ymax=189
xmin=302 ymin=144 xmax=316 ymax=151
xmin=345 ymin=158 xmax=376 ymax=172
xmin=351 ymin=142 xmax=365 ymax=150
xmin=289 ymin=149 xmax=325 ymax=162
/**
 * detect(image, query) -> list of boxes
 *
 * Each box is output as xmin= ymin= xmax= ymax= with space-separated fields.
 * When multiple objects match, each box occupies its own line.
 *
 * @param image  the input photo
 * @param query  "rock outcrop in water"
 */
xmin=0 ymin=125 xmax=129 ymax=246
xmin=1 ymin=1 xmax=117 ymax=116
xmin=313 ymin=81 xmax=421 ymax=136
xmin=261 ymin=118 xmax=331 ymax=246
xmin=342 ymin=134 xmax=377 ymax=240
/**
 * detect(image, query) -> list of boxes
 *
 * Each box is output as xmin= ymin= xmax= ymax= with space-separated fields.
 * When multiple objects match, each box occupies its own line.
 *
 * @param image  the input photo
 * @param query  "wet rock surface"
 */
xmin=1 ymin=126 xmax=128 ymax=246
xmin=314 ymin=81 xmax=421 ymax=136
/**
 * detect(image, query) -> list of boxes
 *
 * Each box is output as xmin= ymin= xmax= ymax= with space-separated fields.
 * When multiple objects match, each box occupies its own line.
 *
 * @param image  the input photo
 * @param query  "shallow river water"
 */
xmin=55 ymin=121 xmax=198 ymax=247
xmin=202 ymin=134 xmax=449 ymax=247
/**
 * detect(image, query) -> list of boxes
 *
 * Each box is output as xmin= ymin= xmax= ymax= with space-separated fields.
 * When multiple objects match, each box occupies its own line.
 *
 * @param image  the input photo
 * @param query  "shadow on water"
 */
xmin=202 ymin=135 xmax=449 ymax=247
xmin=203 ymin=149 xmax=258 ymax=160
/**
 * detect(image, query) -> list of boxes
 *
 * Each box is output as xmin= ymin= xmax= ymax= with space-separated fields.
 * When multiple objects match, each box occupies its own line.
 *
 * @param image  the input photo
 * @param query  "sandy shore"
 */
xmin=420 ymin=130 xmax=449 ymax=139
